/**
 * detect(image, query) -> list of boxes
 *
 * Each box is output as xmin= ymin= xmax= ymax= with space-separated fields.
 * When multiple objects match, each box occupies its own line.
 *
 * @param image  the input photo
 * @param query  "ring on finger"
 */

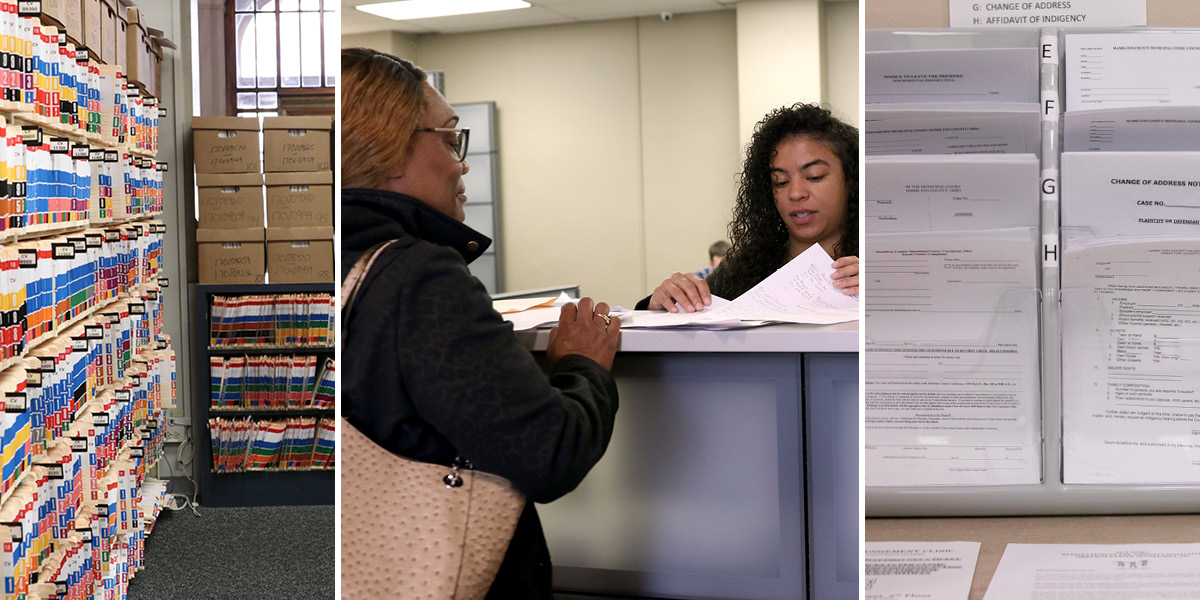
xmin=596 ymin=313 xmax=611 ymax=326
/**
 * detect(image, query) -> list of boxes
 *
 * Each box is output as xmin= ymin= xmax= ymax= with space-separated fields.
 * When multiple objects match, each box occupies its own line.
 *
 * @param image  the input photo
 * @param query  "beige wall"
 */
xmin=825 ymin=1 xmax=861 ymax=126
xmin=636 ymin=13 xmax=741 ymax=296
xmin=737 ymin=0 xmax=823 ymax=147
xmin=418 ymin=20 xmax=649 ymax=305
xmin=866 ymin=0 xmax=1200 ymax=27
xmin=340 ymin=3 xmax=855 ymax=305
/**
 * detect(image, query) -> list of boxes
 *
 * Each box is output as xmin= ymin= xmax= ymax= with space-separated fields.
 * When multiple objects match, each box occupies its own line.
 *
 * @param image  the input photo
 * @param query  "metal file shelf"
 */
xmin=190 ymin=282 xmax=334 ymax=507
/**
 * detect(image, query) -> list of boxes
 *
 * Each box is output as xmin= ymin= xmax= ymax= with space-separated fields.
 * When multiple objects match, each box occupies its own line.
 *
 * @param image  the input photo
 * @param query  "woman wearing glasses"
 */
xmin=340 ymin=48 xmax=621 ymax=599
xmin=640 ymin=103 xmax=859 ymax=312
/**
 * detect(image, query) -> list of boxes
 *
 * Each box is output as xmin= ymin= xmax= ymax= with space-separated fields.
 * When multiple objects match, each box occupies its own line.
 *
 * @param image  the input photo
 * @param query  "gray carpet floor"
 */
xmin=127 ymin=503 xmax=334 ymax=600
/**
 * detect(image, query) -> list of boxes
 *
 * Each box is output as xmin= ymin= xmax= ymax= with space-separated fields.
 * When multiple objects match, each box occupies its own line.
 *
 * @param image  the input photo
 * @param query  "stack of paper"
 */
xmin=865 ymin=541 xmax=980 ymax=600
xmin=865 ymin=155 xmax=1043 ymax=487
xmin=1061 ymin=151 xmax=1200 ymax=484
xmin=503 ymin=245 xmax=857 ymax=331
xmin=627 ymin=244 xmax=858 ymax=328
xmin=1064 ymin=31 xmax=1200 ymax=152
xmin=866 ymin=30 xmax=1042 ymax=157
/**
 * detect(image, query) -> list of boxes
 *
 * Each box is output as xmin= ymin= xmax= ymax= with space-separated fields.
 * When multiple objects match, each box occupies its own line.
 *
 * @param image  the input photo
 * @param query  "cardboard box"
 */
xmin=83 ymin=0 xmax=102 ymax=57
xmin=198 ymin=173 xmax=265 ymax=230
xmin=43 ymin=0 xmax=84 ymax=43
xmin=116 ymin=7 xmax=128 ymax=69
xmin=193 ymin=116 xmax=261 ymax=174
xmin=197 ymin=228 xmax=265 ymax=284
xmin=265 ymin=171 xmax=332 ymax=229
xmin=263 ymin=117 xmax=332 ymax=172
xmin=267 ymin=227 xmax=334 ymax=284
xmin=101 ymin=0 xmax=117 ymax=65
xmin=124 ymin=8 xmax=146 ymax=87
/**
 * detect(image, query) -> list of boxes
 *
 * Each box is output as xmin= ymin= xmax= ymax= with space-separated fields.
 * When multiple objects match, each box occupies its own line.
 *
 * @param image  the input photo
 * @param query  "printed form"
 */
xmin=1066 ymin=32 xmax=1200 ymax=113
xmin=866 ymin=45 xmax=1040 ymax=157
xmin=865 ymin=156 xmax=1042 ymax=486
xmin=865 ymin=541 xmax=980 ymax=600
xmin=866 ymin=155 xmax=1039 ymax=233
xmin=866 ymin=107 xmax=1041 ymax=156
xmin=866 ymin=48 xmax=1038 ymax=105
xmin=866 ymin=230 xmax=1041 ymax=486
xmin=1061 ymin=152 xmax=1200 ymax=484
xmin=628 ymin=243 xmax=859 ymax=328
xmin=983 ymin=544 xmax=1200 ymax=599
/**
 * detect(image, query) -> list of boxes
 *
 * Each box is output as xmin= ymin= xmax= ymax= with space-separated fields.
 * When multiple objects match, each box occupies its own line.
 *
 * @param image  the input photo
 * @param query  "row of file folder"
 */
xmin=0 ymin=15 xmax=160 ymax=154
xmin=209 ymin=355 xmax=335 ymax=410
xmin=0 ymin=223 xmax=162 ymax=362
xmin=0 ymin=120 xmax=165 ymax=233
xmin=208 ymin=416 xmax=336 ymax=473
xmin=0 ymin=292 xmax=169 ymax=503
xmin=0 ymin=332 xmax=171 ymax=600
xmin=208 ymin=294 xmax=334 ymax=348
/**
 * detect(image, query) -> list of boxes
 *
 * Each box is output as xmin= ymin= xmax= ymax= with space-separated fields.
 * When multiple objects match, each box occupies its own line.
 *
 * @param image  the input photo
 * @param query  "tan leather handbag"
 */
xmin=341 ymin=241 xmax=525 ymax=600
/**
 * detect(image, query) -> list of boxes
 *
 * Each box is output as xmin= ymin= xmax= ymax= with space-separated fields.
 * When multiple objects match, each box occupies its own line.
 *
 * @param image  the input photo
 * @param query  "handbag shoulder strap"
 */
xmin=341 ymin=239 xmax=399 ymax=326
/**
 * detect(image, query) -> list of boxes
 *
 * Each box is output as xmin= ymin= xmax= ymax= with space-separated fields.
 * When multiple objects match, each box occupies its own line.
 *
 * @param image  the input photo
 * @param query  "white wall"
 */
xmin=342 ymin=2 xmax=857 ymax=305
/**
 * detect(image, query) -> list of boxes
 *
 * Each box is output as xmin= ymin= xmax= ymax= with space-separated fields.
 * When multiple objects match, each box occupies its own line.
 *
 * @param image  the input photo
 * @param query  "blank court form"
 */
xmin=866 ymin=156 xmax=1041 ymax=486
xmin=1066 ymin=32 xmax=1200 ymax=112
xmin=866 ymin=230 xmax=1041 ymax=486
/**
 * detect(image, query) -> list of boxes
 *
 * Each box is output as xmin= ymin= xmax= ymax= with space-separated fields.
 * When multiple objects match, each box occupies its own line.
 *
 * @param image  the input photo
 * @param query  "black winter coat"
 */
xmin=340 ymin=188 xmax=619 ymax=599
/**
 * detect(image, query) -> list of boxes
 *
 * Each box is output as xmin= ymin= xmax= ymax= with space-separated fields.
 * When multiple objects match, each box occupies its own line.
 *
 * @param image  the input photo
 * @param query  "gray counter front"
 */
xmin=517 ymin=322 xmax=859 ymax=600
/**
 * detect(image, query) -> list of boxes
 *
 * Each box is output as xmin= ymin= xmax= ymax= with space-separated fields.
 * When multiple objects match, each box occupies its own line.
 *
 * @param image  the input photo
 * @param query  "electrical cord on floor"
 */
xmin=163 ymin=425 xmax=202 ymax=518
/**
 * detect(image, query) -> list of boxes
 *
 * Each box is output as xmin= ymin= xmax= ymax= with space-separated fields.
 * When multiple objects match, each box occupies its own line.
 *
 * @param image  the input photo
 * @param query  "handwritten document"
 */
xmin=627 ymin=243 xmax=859 ymax=328
xmin=865 ymin=541 xmax=980 ymax=600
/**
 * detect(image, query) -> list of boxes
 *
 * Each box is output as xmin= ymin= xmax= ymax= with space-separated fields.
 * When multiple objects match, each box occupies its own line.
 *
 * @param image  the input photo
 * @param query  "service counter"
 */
xmin=517 ymin=321 xmax=859 ymax=600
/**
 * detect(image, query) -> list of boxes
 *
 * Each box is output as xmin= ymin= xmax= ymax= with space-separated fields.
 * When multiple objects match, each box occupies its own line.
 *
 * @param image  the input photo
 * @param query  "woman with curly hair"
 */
xmin=642 ymin=103 xmax=859 ymax=312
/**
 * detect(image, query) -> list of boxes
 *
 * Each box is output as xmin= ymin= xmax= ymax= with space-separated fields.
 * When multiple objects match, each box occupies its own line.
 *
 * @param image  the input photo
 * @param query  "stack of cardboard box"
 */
xmin=193 ymin=116 xmax=333 ymax=284
xmin=194 ymin=117 xmax=265 ymax=284
xmin=263 ymin=117 xmax=334 ymax=284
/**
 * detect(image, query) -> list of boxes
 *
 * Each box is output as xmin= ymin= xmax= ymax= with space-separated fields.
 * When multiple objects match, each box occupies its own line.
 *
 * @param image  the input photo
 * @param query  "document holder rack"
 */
xmin=868 ymin=27 xmax=1200 ymax=516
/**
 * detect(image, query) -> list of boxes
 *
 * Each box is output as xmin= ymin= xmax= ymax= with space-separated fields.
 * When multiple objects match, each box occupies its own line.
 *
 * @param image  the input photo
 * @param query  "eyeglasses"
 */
xmin=416 ymin=127 xmax=470 ymax=161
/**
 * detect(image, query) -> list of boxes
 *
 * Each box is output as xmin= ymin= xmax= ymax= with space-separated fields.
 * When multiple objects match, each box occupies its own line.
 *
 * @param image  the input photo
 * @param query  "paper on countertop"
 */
xmin=501 ymin=297 xmax=634 ymax=331
xmin=493 ymin=296 xmax=559 ymax=314
xmin=983 ymin=544 xmax=1200 ymax=600
xmin=1066 ymin=32 xmax=1200 ymax=113
xmin=865 ymin=541 xmax=980 ymax=600
xmin=626 ymin=244 xmax=858 ymax=328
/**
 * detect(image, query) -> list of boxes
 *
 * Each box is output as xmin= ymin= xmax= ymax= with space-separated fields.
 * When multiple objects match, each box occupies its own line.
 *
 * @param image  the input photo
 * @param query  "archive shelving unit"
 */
xmin=189 ymin=282 xmax=335 ymax=507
